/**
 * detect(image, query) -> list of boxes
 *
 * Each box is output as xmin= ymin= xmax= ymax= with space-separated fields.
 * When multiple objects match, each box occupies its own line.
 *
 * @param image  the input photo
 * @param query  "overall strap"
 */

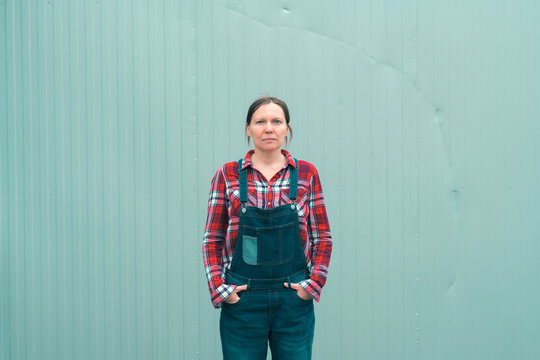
xmin=238 ymin=157 xmax=298 ymax=202
xmin=238 ymin=159 xmax=248 ymax=203
xmin=289 ymin=158 xmax=299 ymax=200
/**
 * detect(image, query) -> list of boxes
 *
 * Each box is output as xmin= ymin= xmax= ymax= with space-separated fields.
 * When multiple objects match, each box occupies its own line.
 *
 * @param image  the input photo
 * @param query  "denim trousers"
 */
xmin=220 ymin=271 xmax=315 ymax=360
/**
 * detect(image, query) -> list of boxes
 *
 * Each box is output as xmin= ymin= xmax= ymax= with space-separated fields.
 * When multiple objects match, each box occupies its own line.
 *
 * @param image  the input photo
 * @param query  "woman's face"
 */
xmin=246 ymin=102 xmax=289 ymax=153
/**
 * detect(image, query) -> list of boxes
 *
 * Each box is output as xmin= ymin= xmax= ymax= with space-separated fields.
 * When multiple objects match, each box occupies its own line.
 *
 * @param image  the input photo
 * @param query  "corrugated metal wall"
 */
xmin=1 ymin=1 xmax=540 ymax=359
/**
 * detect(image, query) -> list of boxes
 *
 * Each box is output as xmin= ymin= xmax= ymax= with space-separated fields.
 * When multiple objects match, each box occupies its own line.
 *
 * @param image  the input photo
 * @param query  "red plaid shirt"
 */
xmin=202 ymin=150 xmax=333 ymax=308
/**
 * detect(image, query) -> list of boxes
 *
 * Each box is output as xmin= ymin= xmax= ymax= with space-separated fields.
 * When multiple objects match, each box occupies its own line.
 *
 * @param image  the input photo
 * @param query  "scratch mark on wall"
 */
xmin=222 ymin=4 xmax=441 ymax=119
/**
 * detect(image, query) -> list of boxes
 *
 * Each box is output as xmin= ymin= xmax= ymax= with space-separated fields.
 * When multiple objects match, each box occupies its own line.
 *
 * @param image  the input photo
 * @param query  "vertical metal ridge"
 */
xmin=368 ymin=3 xmax=375 ymax=358
xmin=10 ymin=2 xmax=22 ymax=355
xmin=400 ymin=1 xmax=406 ymax=357
xmin=52 ymin=0 xmax=59 ymax=355
xmin=98 ymin=2 xmax=107 ymax=354
xmin=64 ymin=3 xmax=76 ymax=358
xmin=19 ymin=4 xmax=33 ymax=357
xmin=193 ymin=0 xmax=202 ymax=356
xmin=414 ymin=1 xmax=420 ymax=358
xmin=114 ymin=1 xmax=123 ymax=358
xmin=177 ymin=1 xmax=185 ymax=356
xmin=129 ymin=1 xmax=138 ymax=358
xmin=30 ymin=2 xmax=39 ymax=358
xmin=82 ymin=0 xmax=91 ymax=356
xmin=145 ymin=2 xmax=154 ymax=357
xmin=0 ymin=0 xmax=10 ymax=358
xmin=161 ymin=1 xmax=170 ymax=358
xmin=384 ymin=3 xmax=390 ymax=357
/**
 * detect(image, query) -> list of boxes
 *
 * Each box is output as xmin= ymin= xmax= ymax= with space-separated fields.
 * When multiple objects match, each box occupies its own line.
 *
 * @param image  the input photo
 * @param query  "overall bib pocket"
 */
xmin=241 ymin=222 xmax=296 ymax=265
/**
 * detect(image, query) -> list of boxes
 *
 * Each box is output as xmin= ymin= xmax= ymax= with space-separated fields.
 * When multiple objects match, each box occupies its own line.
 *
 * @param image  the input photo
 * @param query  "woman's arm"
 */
xmin=202 ymin=166 xmax=237 ymax=308
xmin=299 ymin=166 xmax=333 ymax=301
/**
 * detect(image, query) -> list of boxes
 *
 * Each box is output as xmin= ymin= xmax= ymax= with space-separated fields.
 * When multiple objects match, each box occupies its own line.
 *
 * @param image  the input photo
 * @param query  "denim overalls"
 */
xmin=220 ymin=159 xmax=315 ymax=360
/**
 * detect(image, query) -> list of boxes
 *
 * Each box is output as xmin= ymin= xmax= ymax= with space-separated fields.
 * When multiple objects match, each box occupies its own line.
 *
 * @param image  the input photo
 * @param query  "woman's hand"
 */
xmin=224 ymin=284 xmax=248 ymax=304
xmin=283 ymin=282 xmax=312 ymax=300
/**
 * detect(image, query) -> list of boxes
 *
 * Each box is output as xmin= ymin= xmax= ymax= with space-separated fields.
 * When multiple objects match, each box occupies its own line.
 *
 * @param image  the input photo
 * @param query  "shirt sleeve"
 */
xmin=299 ymin=167 xmax=333 ymax=302
xmin=202 ymin=166 xmax=237 ymax=308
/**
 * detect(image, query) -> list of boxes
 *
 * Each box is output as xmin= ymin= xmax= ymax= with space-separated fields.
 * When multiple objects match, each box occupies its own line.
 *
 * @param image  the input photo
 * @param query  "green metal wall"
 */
xmin=1 ymin=1 xmax=540 ymax=359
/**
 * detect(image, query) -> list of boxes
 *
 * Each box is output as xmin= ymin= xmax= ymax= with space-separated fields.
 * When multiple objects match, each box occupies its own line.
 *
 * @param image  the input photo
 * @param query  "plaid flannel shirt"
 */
xmin=202 ymin=150 xmax=333 ymax=308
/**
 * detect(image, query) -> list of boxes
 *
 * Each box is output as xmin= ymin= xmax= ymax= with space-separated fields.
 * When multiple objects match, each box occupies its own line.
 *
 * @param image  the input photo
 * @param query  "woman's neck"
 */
xmin=251 ymin=149 xmax=285 ymax=167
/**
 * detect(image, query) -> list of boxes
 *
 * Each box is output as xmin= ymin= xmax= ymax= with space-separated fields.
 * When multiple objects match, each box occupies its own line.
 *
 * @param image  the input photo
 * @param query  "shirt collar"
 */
xmin=241 ymin=149 xmax=297 ymax=171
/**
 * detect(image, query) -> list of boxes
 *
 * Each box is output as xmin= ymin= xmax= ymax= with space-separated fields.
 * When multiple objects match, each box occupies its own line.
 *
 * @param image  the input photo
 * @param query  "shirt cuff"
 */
xmin=299 ymin=279 xmax=322 ymax=302
xmin=211 ymin=283 xmax=237 ymax=308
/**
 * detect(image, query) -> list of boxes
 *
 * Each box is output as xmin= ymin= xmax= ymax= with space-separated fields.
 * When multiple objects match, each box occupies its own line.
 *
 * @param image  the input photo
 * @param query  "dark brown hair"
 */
xmin=245 ymin=96 xmax=293 ymax=146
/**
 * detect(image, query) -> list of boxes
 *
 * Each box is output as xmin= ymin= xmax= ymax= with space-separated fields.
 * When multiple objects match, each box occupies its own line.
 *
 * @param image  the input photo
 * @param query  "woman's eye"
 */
xmin=274 ymin=120 xmax=281 ymax=124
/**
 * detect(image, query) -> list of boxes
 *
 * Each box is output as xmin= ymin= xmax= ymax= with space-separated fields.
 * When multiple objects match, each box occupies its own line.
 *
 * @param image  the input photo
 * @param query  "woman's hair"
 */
xmin=245 ymin=96 xmax=293 ymax=146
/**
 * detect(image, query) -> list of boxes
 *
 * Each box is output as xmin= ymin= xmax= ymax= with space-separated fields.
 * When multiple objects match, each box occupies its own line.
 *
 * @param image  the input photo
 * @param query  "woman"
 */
xmin=202 ymin=96 xmax=333 ymax=360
